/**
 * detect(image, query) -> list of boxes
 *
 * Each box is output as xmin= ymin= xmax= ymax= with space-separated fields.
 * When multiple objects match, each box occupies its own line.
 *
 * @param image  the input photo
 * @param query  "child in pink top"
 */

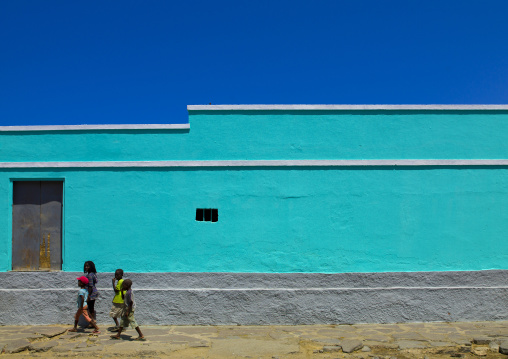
xmin=69 ymin=276 xmax=100 ymax=334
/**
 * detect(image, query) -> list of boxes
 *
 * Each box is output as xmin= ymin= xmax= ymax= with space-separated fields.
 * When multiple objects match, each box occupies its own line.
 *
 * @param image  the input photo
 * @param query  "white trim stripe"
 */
xmin=1 ymin=285 xmax=507 ymax=292
xmin=0 ymin=124 xmax=190 ymax=132
xmin=1 ymin=159 xmax=508 ymax=169
xmin=187 ymin=104 xmax=508 ymax=111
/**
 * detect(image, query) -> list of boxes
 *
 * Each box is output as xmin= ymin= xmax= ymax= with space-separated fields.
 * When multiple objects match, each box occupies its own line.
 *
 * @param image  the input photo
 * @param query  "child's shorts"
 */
xmin=109 ymin=303 xmax=124 ymax=318
xmin=75 ymin=306 xmax=93 ymax=322
xmin=120 ymin=311 xmax=139 ymax=329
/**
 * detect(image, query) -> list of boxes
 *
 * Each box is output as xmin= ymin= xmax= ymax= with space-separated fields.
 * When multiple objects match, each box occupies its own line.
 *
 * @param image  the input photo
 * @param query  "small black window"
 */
xmin=204 ymin=208 xmax=211 ymax=221
xmin=196 ymin=208 xmax=204 ymax=221
xmin=196 ymin=208 xmax=218 ymax=222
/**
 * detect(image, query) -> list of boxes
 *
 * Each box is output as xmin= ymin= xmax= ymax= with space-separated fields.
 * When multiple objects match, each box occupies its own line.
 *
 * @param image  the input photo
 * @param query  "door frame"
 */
xmin=9 ymin=178 xmax=65 ymax=271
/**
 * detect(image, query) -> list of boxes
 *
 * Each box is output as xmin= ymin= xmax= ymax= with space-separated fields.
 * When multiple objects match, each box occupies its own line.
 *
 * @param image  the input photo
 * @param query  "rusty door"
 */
xmin=12 ymin=181 xmax=62 ymax=270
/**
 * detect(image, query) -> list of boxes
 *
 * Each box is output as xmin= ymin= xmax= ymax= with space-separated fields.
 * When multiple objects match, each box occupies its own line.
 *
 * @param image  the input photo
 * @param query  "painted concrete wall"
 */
xmin=2 ymin=271 xmax=508 ymax=325
xmin=1 ymin=166 xmax=508 ymax=273
xmin=2 ymin=108 xmax=508 ymax=325
xmin=0 ymin=168 xmax=508 ymax=273
xmin=2 ymin=111 xmax=508 ymax=162
xmin=1 ymin=109 xmax=508 ymax=273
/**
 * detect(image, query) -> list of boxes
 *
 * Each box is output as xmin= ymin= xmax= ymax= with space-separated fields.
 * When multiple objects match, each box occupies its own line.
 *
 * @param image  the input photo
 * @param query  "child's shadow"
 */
xmin=107 ymin=326 xmax=126 ymax=332
xmin=110 ymin=333 xmax=133 ymax=341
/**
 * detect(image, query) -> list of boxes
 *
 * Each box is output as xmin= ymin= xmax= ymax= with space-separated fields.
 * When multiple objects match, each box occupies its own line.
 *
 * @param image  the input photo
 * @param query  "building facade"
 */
xmin=1 ymin=105 xmax=508 ymax=324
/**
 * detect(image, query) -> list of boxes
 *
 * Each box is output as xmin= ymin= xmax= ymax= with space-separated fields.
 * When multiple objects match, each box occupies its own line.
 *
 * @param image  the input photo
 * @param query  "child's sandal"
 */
xmin=110 ymin=335 xmax=121 ymax=340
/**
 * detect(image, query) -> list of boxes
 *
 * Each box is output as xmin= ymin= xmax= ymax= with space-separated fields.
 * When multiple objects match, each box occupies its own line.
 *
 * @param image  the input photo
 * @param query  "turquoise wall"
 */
xmin=1 ymin=167 xmax=508 ymax=273
xmin=1 ymin=110 xmax=508 ymax=273
xmin=1 ymin=111 xmax=508 ymax=162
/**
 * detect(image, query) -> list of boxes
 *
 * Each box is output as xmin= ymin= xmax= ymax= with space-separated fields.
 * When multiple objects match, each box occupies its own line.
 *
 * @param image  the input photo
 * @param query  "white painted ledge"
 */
xmin=0 ymin=124 xmax=190 ymax=132
xmin=187 ymin=104 xmax=508 ymax=111
xmin=1 ymin=159 xmax=508 ymax=169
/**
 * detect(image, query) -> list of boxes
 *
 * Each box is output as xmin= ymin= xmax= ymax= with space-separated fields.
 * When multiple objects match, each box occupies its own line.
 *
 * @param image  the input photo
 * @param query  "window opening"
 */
xmin=196 ymin=208 xmax=218 ymax=222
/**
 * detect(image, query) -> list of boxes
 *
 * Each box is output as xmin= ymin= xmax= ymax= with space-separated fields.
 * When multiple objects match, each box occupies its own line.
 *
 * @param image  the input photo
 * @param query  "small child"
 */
xmin=110 ymin=279 xmax=145 ymax=340
xmin=109 ymin=269 xmax=124 ymax=331
xmin=69 ymin=276 xmax=100 ymax=333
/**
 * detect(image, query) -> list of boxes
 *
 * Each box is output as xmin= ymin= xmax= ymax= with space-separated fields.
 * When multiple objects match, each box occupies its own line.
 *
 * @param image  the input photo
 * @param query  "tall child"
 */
xmin=110 ymin=279 xmax=145 ymax=340
xmin=69 ymin=276 xmax=100 ymax=333
xmin=109 ymin=269 xmax=124 ymax=331
xmin=84 ymin=261 xmax=99 ymax=323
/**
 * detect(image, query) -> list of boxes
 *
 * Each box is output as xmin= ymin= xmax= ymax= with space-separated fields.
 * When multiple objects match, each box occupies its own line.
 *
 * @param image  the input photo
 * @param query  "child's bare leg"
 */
xmin=90 ymin=320 xmax=100 ymax=332
xmin=69 ymin=320 xmax=79 ymax=332
xmin=69 ymin=311 xmax=80 ymax=332
xmin=111 ymin=327 xmax=122 ymax=339
xmin=135 ymin=327 xmax=144 ymax=339
xmin=113 ymin=317 xmax=119 ymax=327
xmin=87 ymin=310 xmax=96 ymax=328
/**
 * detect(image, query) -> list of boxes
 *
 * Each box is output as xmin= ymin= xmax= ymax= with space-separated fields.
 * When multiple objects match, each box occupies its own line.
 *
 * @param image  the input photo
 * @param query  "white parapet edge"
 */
xmin=0 ymin=124 xmax=190 ymax=132
xmin=1 ymin=159 xmax=508 ymax=169
xmin=187 ymin=104 xmax=508 ymax=111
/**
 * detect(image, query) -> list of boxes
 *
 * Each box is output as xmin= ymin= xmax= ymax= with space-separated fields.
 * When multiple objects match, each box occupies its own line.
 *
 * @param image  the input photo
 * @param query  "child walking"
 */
xmin=69 ymin=276 xmax=100 ymax=333
xmin=110 ymin=279 xmax=145 ymax=340
xmin=84 ymin=261 xmax=99 ymax=323
xmin=109 ymin=269 xmax=124 ymax=331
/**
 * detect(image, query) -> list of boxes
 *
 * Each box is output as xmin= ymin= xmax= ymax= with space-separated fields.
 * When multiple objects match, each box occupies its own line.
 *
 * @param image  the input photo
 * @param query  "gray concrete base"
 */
xmin=1 ymin=270 xmax=507 ymax=325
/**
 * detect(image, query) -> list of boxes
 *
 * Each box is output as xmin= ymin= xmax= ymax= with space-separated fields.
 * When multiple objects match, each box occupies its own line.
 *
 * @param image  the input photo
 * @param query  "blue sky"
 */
xmin=1 ymin=1 xmax=507 ymax=125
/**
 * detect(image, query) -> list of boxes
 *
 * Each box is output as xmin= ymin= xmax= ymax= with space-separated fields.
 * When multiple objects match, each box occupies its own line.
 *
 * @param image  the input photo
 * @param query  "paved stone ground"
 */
xmin=2 ymin=321 xmax=508 ymax=358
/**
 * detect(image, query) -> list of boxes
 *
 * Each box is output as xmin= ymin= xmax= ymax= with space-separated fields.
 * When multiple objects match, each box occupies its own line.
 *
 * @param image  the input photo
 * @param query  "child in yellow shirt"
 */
xmin=109 ymin=269 xmax=124 ymax=331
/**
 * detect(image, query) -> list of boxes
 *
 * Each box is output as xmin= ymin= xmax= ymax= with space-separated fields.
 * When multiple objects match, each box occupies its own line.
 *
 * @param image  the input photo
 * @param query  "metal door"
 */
xmin=12 ymin=181 xmax=62 ymax=270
